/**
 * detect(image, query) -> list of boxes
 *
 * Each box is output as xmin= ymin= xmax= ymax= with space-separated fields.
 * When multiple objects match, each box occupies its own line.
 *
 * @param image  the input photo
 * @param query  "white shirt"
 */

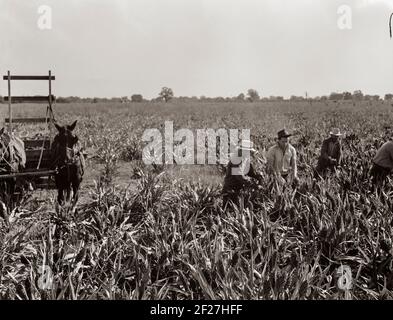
xmin=267 ymin=143 xmax=297 ymax=176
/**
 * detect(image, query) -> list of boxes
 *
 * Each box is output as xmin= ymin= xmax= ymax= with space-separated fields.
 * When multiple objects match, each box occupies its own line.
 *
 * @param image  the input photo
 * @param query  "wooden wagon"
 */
xmin=0 ymin=71 xmax=57 ymax=192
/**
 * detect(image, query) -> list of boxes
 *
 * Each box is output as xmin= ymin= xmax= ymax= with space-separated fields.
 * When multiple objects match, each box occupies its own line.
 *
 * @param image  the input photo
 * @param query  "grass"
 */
xmin=1 ymin=100 xmax=393 ymax=299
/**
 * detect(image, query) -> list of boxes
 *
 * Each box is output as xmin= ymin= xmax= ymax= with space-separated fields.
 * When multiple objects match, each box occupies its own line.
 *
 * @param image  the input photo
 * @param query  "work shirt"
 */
xmin=222 ymin=155 xmax=262 ymax=193
xmin=266 ymin=143 xmax=297 ymax=176
xmin=317 ymin=137 xmax=342 ymax=169
xmin=373 ymin=141 xmax=393 ymax=170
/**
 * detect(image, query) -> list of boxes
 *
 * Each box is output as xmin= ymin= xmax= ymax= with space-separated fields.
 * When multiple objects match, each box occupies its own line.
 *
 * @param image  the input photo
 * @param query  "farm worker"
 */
xmin=266 ymin=129 xmax=299 ymax=186
xmin=370 ymin=140 xmax=393 ymax=187
xmin=222 ymin=139 xmax=263 ymax=208
xmin=315 ymin=128 xmax=342 ymax=178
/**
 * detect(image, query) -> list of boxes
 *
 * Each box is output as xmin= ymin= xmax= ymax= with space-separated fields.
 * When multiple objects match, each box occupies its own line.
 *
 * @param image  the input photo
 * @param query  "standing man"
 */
xmin=266 ymin=129 xmax=299 ymax=186
xmin=315 ymin=128 xmax=342 ymax=178
xmin=222 ymin=140 xmax=263 ymax=208
xmin=370 ymin=139 xmax=393 ymax=187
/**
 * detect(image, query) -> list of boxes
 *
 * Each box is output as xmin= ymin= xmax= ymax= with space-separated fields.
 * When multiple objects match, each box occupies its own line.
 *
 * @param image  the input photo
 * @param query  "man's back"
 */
xmin=373 ymin=141 xmax=393 ymax=169
xmin=223 ymin=158 xmax=261 ymax=192
xmin=318 ymin=137 xmax=341 ymax=165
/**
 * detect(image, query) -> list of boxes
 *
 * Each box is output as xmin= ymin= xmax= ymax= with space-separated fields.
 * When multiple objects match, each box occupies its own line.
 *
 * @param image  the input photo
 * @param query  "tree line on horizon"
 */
xmin=1 ymin=88 xmax=392 ymax=104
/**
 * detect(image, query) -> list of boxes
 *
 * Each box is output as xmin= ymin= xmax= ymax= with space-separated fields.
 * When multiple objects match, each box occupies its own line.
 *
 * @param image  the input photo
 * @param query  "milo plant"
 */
xmin=95 ymin=130 xmax=129 ymax=185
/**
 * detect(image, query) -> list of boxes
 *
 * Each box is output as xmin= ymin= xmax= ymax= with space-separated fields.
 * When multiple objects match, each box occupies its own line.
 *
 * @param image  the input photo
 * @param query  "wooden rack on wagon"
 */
xmin=0 ymin=70 xmax=57 ymax=189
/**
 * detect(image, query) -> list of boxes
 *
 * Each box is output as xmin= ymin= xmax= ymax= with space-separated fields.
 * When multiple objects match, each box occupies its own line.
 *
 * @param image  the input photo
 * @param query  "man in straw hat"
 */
xmin=369 ymin=138 xmax=393 ymax=187
xmin=222 ymin=139 xmax=263 ymax=208
xmin=315 ymin=128 xmax=342 ymax=178
xmin=266 ymin=129 xmax=299 ymax=186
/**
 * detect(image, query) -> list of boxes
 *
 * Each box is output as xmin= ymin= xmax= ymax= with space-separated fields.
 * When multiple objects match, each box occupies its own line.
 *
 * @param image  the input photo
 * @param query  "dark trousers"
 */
xmin=314 ymin=164 xmax=337 ymax=179
xmin=281 ymin=173 xmax=300 ymax=188
xmin=223 ymin=191 xmax=237 ymax=208
xmin=370 ymin=163 xmax=391 ymax=187
xmin=223 ymin=189 xmax=255 ymax=209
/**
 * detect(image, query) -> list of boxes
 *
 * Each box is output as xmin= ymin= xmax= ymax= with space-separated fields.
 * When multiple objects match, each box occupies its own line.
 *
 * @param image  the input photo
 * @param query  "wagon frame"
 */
xmin=0 ymin=70 xmax=57 ymax=190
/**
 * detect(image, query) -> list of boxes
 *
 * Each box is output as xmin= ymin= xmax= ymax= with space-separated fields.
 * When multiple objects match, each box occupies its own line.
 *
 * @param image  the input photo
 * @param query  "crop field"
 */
xmin=1 ymin=100 xmax=393 ymax=299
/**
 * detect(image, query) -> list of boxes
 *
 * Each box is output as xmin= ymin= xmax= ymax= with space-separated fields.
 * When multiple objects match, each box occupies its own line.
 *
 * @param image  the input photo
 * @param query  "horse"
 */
xmin=51 ymin=120 xmax=84 ymax=205
xmin=0 ymin=127 xmax=26 ymax=217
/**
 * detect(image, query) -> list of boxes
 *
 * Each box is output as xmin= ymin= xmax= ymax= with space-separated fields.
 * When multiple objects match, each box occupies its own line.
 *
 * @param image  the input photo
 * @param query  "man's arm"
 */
xmin=336 ymin=142 xmax=342 ymax=165
xmin=388 ymin=143 xmax=393 ymax=166
xmin=291 ymin=147 xmax=298 ymax=179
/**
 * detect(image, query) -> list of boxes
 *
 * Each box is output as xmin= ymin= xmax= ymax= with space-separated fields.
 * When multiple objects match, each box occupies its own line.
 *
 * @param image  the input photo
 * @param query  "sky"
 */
xmin=0 ymin=0 xmax=393 ymax=99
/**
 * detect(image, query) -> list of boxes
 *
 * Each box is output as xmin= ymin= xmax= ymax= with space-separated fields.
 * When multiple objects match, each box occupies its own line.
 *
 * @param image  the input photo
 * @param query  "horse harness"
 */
xmin=52 ymin=132 xmax=84 ymax=179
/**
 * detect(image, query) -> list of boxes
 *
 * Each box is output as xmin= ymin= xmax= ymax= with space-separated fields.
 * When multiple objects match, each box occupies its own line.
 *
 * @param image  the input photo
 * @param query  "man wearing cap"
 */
xmin=315 ymin=128 xmax=342 ymax=178
xmin=266 ymin=129 xmax=299 ymax=186
xmin=370 ymin=139 xmax=393 ymax=187
xmin=222 ymin=139 xmax=263 ymax=207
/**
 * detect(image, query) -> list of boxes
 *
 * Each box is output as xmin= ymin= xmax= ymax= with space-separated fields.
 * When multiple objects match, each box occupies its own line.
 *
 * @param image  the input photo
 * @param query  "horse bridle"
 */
xmin=53 ymin=130 xmax=79 ymax=177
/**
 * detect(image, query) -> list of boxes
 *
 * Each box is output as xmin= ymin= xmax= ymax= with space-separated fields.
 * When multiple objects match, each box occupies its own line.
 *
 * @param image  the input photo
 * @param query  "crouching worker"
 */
xmin=222 ymin=140 xmax=263 ymax=208
xmin=315 ymin=128 xmax=342 ymax=178
xmin=370 ymin=139 xmax=393 ymax=188
xmin=266 ymin=129 xmax=299 ymax=188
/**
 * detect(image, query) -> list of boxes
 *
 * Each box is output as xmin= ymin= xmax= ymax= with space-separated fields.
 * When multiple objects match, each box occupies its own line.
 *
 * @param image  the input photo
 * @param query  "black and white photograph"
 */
xmin=1 ymin=0 xmax=393 ymax=304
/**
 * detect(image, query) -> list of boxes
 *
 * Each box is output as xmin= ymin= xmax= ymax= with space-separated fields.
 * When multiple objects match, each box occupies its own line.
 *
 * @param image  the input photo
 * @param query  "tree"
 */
xmin=121 ymin=96 xmax=129 ymax=103
xmin=385 ymin=94 xmax=393 ymax=100
xmin=236 ymin=93 xmax=245 ymax=102
xmin=159 ymin=87 xmax=174 ymax=102
xmin=131 ymin=94 xmax=143 ymax=102
xmin=56 ymin=97 xmax=70 ymax=103
xmin=329 ymin=92 xmax=343 ymax=100
xmin=290 ymin=95 xmax=304 ymax=101
xmin=343 ymin=92 xmax=352 ymax=100
xmin=353 ymin=90 xmax=363 ymax=101
xmin=247 ymin=89 xmax=260 ymax=102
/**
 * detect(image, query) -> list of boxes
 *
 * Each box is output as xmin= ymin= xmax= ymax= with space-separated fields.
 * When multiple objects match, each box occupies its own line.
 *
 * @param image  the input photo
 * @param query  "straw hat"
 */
xmin=329 ymin=128 xmax=342 ymax=136
xmin=236 ymin=139 xmax=257 ymax=152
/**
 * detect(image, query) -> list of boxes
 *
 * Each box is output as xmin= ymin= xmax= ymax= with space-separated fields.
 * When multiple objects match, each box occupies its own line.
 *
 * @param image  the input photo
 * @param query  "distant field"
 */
xmin=2 ymin=100 xmax=392 ymax=185
xmin=1 ymin=100 xmax=393 ymax=299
